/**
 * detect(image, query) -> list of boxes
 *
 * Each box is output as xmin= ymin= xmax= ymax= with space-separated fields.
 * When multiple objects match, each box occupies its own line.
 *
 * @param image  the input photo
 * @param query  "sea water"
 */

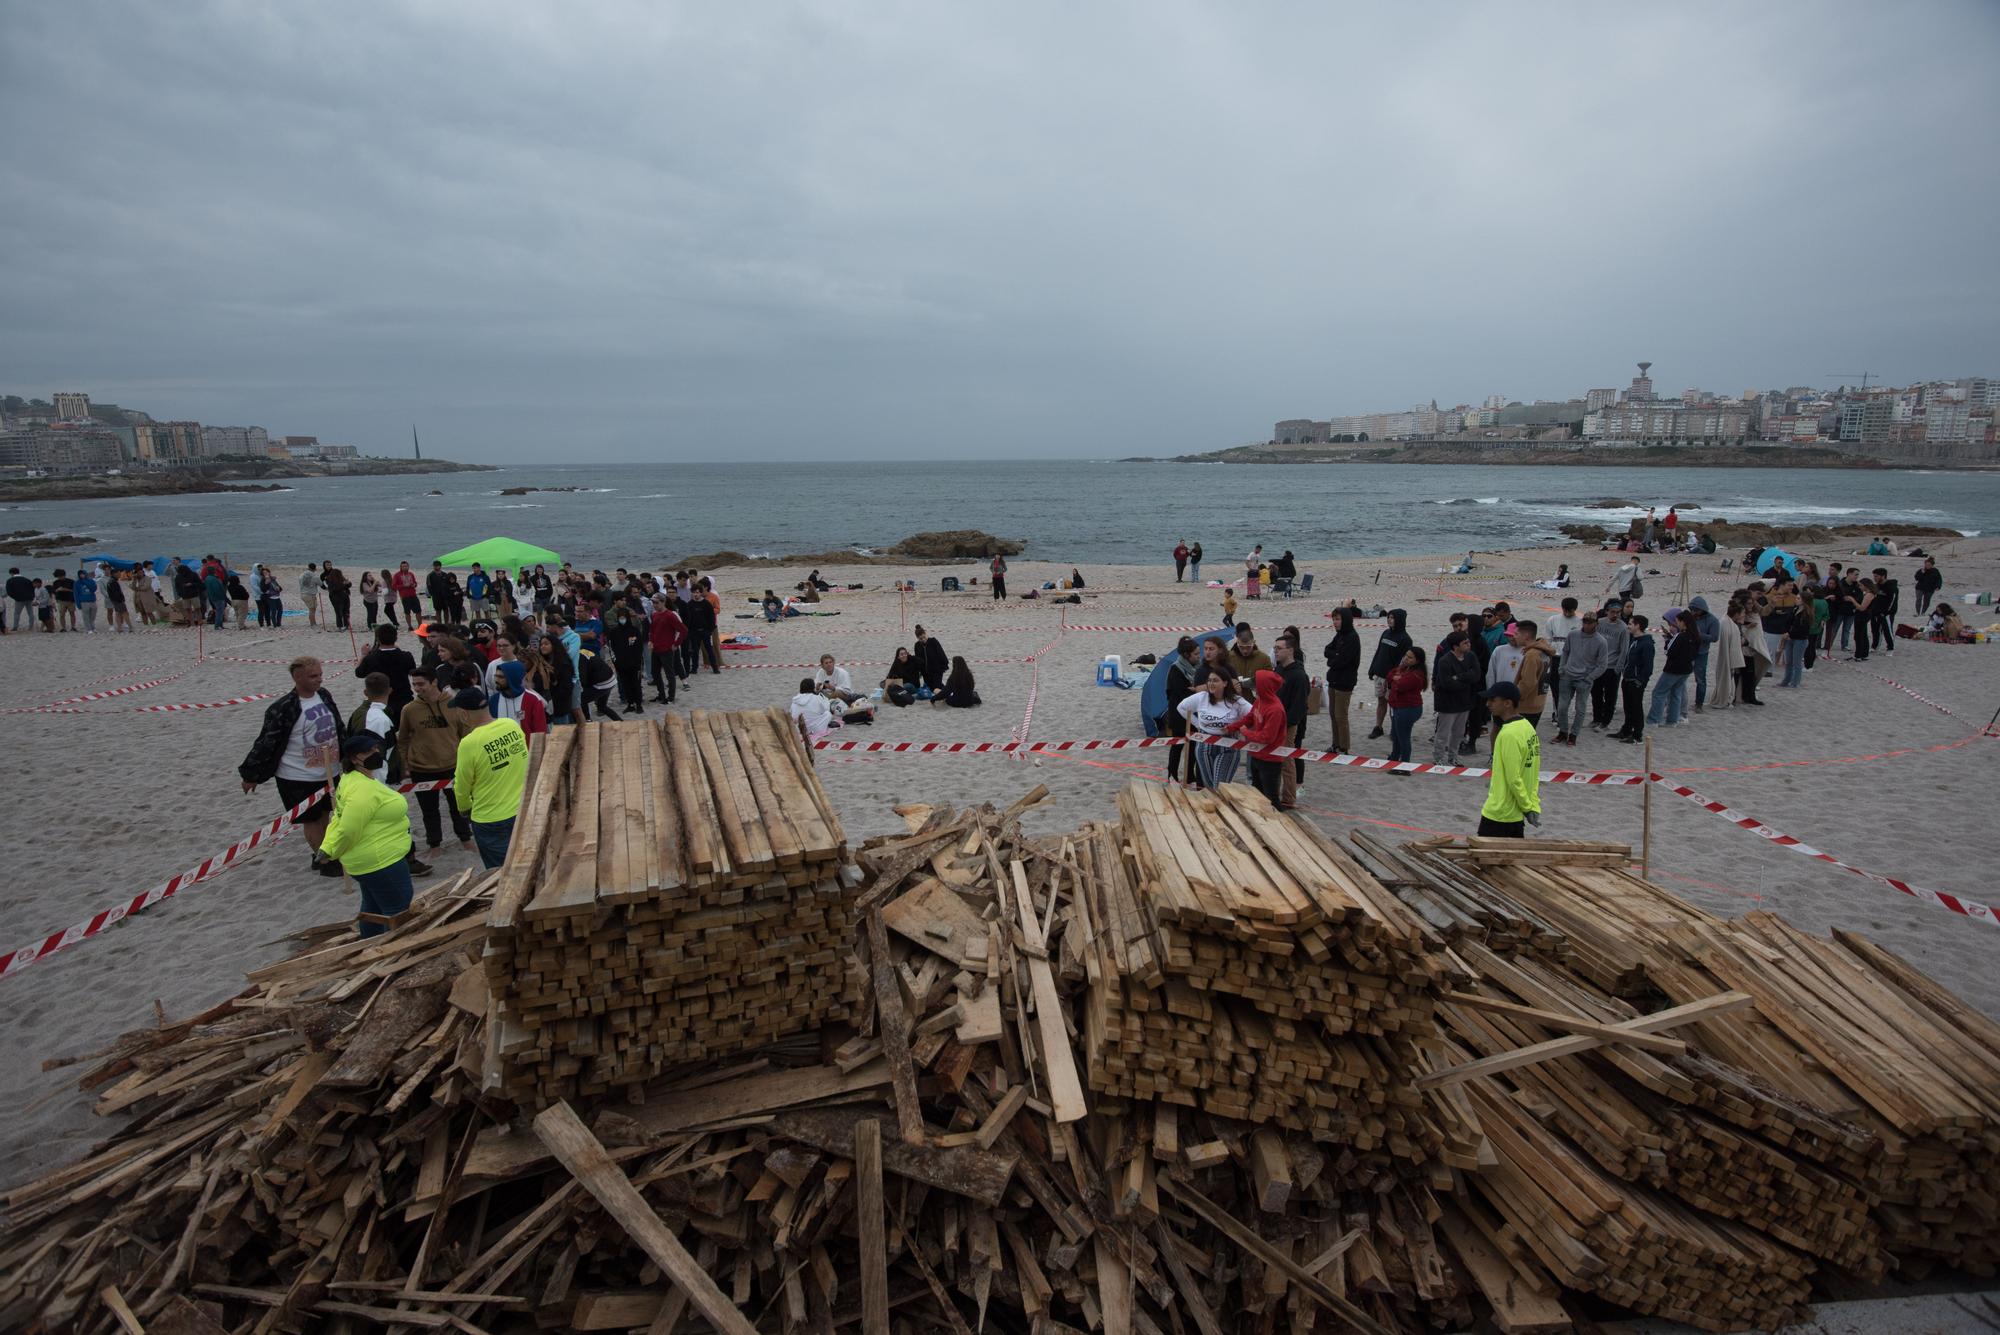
xmin=7 ymin=460 xmax=1995 ymax=570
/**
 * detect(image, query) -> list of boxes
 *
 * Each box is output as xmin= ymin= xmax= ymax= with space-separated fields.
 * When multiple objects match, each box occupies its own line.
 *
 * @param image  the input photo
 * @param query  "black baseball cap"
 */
xmin=1482 ymin=682 xmax=1521 ymax=703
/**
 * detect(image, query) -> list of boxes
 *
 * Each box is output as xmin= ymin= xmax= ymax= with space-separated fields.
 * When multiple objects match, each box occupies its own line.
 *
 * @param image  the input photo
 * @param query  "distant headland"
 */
xmin=0 ymin=456 xmax=495 ymax=504
xmin=1121 ymin=443 xmax=1917 ymax=469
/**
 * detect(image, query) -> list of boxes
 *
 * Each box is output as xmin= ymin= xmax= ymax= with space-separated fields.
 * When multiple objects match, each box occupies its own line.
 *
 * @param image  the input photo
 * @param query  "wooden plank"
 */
xmin=526 ymin=723 xmax=600 ymax=920
xmin=1414 ymin=992 xmax=1752 ymax=1090
xmin=1249 ymin=1127 xmax=1292 ymax=1212
xmin=771 ymin=1107 xmax=1017 ymax=1206
xmin=1010 ymin=861 xmax=1087 ymax=1124
xmin=880 ymin=879 xmax=988 ymax=966
xmin=487 ymin=727 xmax=572 ymax=928
xmin=866 ymin=908 xmax=927 ymax=1145
xmin=1441 ymin=991 xmax=1688 ymax=1056
xmin=853 ymin=1119 xmax=890 ymax=1335
xmin=1163 ymin=1177 xmax=1395 ymax=1335
xmin=531 ymin=1102 xmax=758 ymax=1335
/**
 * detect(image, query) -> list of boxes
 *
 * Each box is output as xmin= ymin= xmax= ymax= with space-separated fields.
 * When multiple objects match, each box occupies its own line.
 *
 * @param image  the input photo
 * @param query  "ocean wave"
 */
xmin=1432 ymin=496 xmax=1503 ymax=506
xmin=493 ymin=503 xmax=542 ymax=509
xmin=636 ymin=493 xmax=673 ymax=499
xmin=583 ymin=488 xmax=618 ymax=493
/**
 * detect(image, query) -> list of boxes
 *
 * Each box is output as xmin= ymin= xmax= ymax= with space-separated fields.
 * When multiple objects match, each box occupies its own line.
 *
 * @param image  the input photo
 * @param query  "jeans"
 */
xmin=1738 ymin=665 xmax=1760 ymax=705
xmin=650 ymin=649 xmax=680 ymax=701
xmin=409 ymin=767 xmax=471 ymax=847
xmin=1647 ymin=672 xmax=1689 ymax=725
xmin=1591 ymin=668 xmax=1620 ymax=726
xmin=330 ymin=591 xmax=351 ymax=630
xmin=80 ymin=604 xmax=97 ymax=631
xmin=9 ymin=600 xmax=28 ymax=630
xmin=1555 ymin=678 xmax=1591 ymax=735
xmin=1431 ymin=711 xmax=1468 ymax=765
xmin=1780 ymin=638 xmax=1808 ymax=687
xmin=1195 ymin=738 xmax=1240 ymax=787
xmin=471 ymin=817 xmax=516 ymax=869
xmin=1188 ymin=561 xmax=1200 ymax=581
xmin=1619 ymin=677 xmax=1646 ymax=737
xmin=210 ymin=598 xmax=228 ymax=629
xmin=354 ymin=860 xmax=414 ymax=938
xmin=1174 ymin=560 xmax=1186 ymax=582
xmin=1248 ymin=757 xmax=1284 ymax=803
xmin=1692 ymin=648 xmax=1710 ymax=707
xmin=1387 ymin=705 xmax=1422 ymax=763
xmin=1916 ymin=589 xmax=1934 ymax=615
xmin=1826 ymin=613 xmax=1852 ymax=652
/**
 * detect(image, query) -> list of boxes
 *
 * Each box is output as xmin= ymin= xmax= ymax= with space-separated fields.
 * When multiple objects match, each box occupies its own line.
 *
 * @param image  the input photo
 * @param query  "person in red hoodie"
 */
xmin=1228 ymin=669 xmax=1291 ymax=805
xmin=647 ymin=598 xmax=686 ymax=703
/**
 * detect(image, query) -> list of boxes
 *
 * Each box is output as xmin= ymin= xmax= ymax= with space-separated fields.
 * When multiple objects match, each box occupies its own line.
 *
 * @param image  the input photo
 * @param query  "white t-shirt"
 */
xmin=814 ymin=665 xmax=853 ymax=694
xmin=359 ymin=701 xmax=393 ymax=782
xmin=1487 ymin=643 xmax=1524 ymax=688
xmin=275 ymin=695 xmax=341 ymax=782
xmin=789 ymin=692 xmax=834 ymax=738
xmin=1177 ymin=693 xmax=1252 ymax=736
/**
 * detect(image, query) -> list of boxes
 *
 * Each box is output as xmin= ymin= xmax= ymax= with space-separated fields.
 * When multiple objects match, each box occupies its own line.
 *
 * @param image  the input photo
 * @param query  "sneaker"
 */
xmin=408 ymin=857 xmax=435 ymax=878
xmin=1618 ymin=734 xmax=1641 ymax=744
xmin=316 ymin=859 xmax=345 ymax=878
xmin=1367 ymin=727 xmax=1384 ymax=740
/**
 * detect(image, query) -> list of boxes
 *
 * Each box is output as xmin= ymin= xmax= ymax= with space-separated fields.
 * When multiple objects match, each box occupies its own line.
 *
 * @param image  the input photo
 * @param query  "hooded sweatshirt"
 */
xmin=1230 ymin=670 xmax=1291 ymax=751
xmin=1688 ymin=597 xmax=1720 ymax=650
xmin=1559 ymin=625 xmax=1609 ymax=682
xmin=1432 ymin=646 xmax=1481 ymax=713
xmin=1366 ymin=611 xmax=1411 ymax=680
xmin=1323 ymin=611 xmax=1362 ymax=691
xmin=1514 ymin=638 xmax=1554 ymax=713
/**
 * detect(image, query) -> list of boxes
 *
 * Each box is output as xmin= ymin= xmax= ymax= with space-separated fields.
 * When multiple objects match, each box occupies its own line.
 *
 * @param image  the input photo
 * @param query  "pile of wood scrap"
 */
xmin=483 ymin=710 xmax=860 ymax=1105
xmin=6 ymin=778 xmax=2000 ymax=1335
xmin=1091 ymin=783 xmax=1453 ymax=1157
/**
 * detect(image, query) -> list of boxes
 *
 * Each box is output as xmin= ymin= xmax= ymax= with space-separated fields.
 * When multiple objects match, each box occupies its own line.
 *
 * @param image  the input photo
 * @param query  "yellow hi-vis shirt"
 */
xmin=318 ymin=770 xmax=415 ymax=877
xmin=453 ymin=717 xmax=530 ymax=824
xmin=1481 ymin=717 xmax=1542 ymax=823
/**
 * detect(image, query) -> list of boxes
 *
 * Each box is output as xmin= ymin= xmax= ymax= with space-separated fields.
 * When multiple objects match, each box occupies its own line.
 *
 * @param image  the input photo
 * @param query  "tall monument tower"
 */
xmin=1630 ymin=362 xmax=1655 ymax=402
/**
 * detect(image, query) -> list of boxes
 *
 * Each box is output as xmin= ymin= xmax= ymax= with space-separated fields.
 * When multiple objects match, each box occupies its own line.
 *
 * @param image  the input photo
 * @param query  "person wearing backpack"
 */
xmin=1606 ymin=555 xmax=1643 ymax=604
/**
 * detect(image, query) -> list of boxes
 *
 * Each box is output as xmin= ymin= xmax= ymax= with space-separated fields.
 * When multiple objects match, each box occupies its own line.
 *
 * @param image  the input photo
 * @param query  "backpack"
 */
xmin=1628 ymin=576 xmax=1643 ymax=598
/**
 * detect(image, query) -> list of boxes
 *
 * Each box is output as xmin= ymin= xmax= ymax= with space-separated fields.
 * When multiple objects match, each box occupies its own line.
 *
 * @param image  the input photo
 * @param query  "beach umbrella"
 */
xmin=1755 ymin=547 xmax=1803 ymax=578
xmin=1138 ymin=627 xmax=1234 ymax=737
xmin=436 ymin=537 xmax=562 ymax=569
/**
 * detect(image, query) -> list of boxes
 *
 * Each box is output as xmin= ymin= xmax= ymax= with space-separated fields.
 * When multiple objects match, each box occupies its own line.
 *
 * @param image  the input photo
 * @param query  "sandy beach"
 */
xmin=1 ymin=536 xmax=1995 ymax=1191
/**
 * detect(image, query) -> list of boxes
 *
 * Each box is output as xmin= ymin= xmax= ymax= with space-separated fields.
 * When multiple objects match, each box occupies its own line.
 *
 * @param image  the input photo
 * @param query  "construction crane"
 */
xmin=1827 ymin=372 xmax=1876 ymax=392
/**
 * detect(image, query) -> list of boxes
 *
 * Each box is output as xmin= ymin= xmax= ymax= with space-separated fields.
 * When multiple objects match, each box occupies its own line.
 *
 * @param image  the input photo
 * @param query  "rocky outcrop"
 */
xmin=887 ymin=531 xmax=1023 ymax=559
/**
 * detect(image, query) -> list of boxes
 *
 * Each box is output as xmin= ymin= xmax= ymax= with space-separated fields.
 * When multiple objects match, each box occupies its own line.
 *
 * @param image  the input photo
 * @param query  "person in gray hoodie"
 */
xmin=1589 ymin=601 xmax=1632 ymax=730
xmin=1687 ymin=596 xmax=1721 ymax=711
xmin=1553 ymin=612 xmax=1608 ymax=746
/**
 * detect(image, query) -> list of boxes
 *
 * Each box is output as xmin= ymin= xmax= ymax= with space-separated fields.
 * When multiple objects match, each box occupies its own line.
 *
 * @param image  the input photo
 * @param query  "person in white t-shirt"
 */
xmin=789 ymin=678 xmax=836 ymax=746
xmin=1176 ymin=667 xmax=1253 ymax=789
xmin=814 ymin=654 xmax=861 ymax=703
xmin=238 ymin=656 xmax=348 ymax=877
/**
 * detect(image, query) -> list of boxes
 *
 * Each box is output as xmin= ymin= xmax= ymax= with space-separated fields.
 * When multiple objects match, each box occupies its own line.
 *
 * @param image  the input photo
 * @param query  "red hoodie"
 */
xmin=1230 ymin=670 xmax=1290 ymax=752
xmin=649 ymin=607 xmax=685 ymax=651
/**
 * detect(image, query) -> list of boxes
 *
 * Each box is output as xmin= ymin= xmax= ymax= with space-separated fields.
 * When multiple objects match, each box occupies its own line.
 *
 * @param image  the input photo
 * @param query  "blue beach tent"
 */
xmin=1754 ymin=547 xmax=1804 ymax=579
xmin=1139 ymin=627 xmax=1233 ymax=737
xmin=80 ymin=555 xmax=200 ymax=573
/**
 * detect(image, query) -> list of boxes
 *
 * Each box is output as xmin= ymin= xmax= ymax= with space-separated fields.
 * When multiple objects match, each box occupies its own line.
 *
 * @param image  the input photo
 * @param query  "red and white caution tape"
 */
xmin=1009 ymin=614 xmax=1070 ymax=759
xmin=1056 ymin=624 xmax=1218 ymax=633
xmin=810 ymin=732 xmax=1647 ymax=785
xmin=0 ymin=779 xmax=453 ymax=980
xmin=32 ymin=691 xmax=281 ymax=716
xmin=1653 ymin=776 xmax=1995 ymax=927
xmin=4 ymin=672 xmax=188 ymax=714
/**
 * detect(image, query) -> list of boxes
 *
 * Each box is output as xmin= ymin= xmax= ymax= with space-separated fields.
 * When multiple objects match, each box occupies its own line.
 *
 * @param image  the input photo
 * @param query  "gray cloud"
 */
xmin=4 ymin=1 xmax=1997 ymax=460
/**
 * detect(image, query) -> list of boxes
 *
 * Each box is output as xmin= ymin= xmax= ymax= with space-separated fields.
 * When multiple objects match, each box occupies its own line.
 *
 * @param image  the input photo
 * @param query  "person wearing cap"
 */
xmin=315 ymin=733 xmax=417 ymax=938
xmin=454 ymin=701 xmax=531 ymax=869
xmin=1477 ymin=683 xmax=1540 ymax=837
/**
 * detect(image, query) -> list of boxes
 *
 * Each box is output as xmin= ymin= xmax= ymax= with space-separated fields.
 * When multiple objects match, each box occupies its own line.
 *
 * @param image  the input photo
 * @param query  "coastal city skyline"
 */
xmin=4 ymin=3 xmax=1996 ymax=463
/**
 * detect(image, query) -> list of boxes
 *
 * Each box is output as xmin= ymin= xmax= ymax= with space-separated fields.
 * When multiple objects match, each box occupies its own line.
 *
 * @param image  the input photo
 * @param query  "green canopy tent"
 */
xmin=436 ymin=537 xmax=563 ymax=569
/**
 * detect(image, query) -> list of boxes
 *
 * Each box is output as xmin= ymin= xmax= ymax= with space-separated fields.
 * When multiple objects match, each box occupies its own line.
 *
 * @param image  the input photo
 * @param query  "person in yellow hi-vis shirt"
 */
xmin=1477 ymin=682 xmax=1541 ymax=838
xmin=454 ymin=707 xmax=531 ymax=869
xmin=315 ymin=733 xmax=417 ymax=938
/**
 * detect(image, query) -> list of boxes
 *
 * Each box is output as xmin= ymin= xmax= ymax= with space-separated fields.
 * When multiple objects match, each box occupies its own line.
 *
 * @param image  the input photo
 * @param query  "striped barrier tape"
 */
xmin=1653 ymin=776 xmax=1996 ymax=927
xmin=1010 ymin=618 xmax=1070 ymax=758
xmin=810 ymin=732 xmax=1649 ymax=785
xmin=3 ymin=672 xmax=189 ymax=714
xmin=31 ymin=691 xmax=282 ymax=717
xmin=0 ymin=778 xmax=454 ymax=980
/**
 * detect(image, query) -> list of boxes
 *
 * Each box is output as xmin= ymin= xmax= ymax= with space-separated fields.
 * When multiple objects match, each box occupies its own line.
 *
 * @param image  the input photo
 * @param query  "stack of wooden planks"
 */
xmin=1089 ymin=783 xmax=1454 ymax=1158
xmin=482 ymin=709 xmax=860 ymax=1106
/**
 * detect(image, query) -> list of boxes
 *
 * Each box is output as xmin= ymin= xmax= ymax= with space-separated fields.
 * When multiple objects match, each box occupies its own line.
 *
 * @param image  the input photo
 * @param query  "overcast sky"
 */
xmin=5 ymin=2 xmax=1997 ymax=462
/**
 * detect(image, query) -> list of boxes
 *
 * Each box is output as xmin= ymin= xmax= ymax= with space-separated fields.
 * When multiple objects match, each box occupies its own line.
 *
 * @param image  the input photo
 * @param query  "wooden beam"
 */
xmin=866 ymin=908 xmax=928 ymax=1145
xmin=531 ymin=1103 xmax=757 ymax=1335
xmin=1415 ymin=991 xmax=1752 ymax=1090
xmin=853 ymin=1119 xmax=890 ymax=1335
xmin=1010 ymin=861 xmax=1087 ymax=1123
xmin=1440 ymin=991 xmax=1689 ymax=1055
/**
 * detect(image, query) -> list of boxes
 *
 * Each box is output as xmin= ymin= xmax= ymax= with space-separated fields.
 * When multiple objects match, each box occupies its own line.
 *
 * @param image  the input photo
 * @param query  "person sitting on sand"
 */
xmin=881 ymin=648 xmax=918 ymax=706
xmin=815 ymin=654 xmax=862 ymax=704
xmin=1454 ymin=551 xmax=1475 ymax=575
xmin=1534 ymin=564 xmax=1571 ymax=591
xmin=761 ymin=590 xmax=785 ymax=621
xmin=1926 ymin=604 xmax=1967 ymax=643
xmin=789 ymin=677 xmax=836 ymax=745
xmin=1070 ymin=567 xmax=1086 ymax=590
xmin=913 ymin=624 xmax=949 ymax=694
xmin=937 ymin=657 xmax=982 ymax=709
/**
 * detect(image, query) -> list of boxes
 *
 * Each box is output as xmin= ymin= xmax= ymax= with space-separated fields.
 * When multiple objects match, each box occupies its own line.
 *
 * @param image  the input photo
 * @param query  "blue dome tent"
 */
xmin=1138 ymin=627 xmax=1233 ymax=736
